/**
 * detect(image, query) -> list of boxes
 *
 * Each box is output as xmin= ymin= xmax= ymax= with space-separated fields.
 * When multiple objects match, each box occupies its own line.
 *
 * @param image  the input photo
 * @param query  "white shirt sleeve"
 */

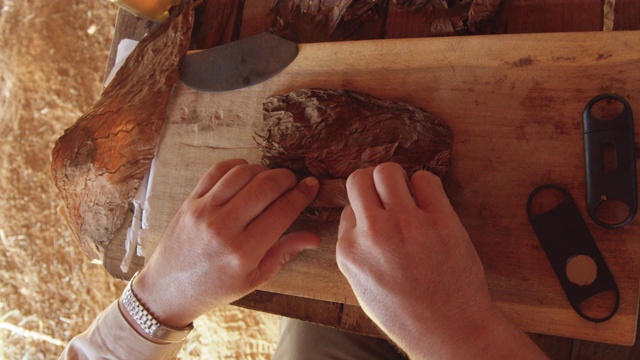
xmin=59 ymin=301 xmax=184 ymax=360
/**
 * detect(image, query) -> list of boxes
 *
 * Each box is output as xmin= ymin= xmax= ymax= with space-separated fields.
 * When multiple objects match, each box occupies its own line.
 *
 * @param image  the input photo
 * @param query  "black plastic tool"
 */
xmin=583 ymin=93 xmax=637 ymax=228
xmin=527 ymin=185 xmax=620 ymax=322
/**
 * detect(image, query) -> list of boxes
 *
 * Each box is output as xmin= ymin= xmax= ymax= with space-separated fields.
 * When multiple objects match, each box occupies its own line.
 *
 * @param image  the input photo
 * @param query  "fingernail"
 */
xmin=299 ymin=177 xmax=319 ymax=193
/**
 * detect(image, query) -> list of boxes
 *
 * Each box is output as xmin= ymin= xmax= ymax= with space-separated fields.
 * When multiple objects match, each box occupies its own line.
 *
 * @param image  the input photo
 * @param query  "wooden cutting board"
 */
xmin=140 ymin=31 xmax=640 ymax=345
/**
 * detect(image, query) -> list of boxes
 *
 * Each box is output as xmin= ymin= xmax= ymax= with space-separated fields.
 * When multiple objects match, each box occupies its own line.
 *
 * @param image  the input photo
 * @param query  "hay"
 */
xmin=0 ymin=1 xmax=278 ymax=358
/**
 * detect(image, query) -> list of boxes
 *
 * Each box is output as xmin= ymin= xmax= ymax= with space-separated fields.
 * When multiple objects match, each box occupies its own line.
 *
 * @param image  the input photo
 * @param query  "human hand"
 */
xmin=133 ymin=159 xmax=320 ymax=328
xmin=336 ymin=163 xmax=546 ymax=359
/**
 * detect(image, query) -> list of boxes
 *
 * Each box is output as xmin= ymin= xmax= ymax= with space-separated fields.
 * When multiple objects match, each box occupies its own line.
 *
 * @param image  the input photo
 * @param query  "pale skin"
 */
xmin=127 ymin=159 xmax=548 ymax=359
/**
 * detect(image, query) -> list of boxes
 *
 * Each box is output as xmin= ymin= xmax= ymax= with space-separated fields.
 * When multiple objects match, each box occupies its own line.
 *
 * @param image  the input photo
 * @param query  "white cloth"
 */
xmin=59 ymin=301 xmax=183 ymax=360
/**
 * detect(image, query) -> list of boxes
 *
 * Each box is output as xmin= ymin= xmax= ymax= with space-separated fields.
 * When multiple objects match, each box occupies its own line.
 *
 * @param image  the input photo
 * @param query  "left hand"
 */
xmin=132 ymin=159 xmax=320 ymax=328
xmin=335 ymin=163 xmax=547 ymax=359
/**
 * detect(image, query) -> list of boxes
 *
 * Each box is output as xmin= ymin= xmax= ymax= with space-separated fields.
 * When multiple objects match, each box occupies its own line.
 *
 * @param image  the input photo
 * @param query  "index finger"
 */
xmin=245 ymin=177 xmax=320 ymax=255
xmin=192 ymin=159 xmax=248 ymax=198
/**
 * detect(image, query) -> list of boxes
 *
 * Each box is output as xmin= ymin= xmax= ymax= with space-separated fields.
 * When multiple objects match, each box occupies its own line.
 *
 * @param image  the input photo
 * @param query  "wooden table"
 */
xmin=104 ymin=1 xmax=640 ymax=358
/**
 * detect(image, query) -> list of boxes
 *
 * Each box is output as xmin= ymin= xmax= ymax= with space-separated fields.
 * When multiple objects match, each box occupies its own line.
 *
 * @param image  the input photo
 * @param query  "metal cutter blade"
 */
xmin=180 ymin=32 xmax=298 ymax=92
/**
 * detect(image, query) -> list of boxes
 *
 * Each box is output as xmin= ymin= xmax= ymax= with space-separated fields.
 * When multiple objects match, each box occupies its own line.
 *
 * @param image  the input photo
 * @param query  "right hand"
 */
xmin=336 ymin=163 xmax=547 ymax=359
xmin=132 ymin=159 xmax=320 ymax=329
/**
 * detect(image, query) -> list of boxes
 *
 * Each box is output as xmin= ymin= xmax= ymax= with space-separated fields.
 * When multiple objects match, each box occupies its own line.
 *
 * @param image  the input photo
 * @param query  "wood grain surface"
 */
xmin=136 ymin=30 xmax=640 ymax=345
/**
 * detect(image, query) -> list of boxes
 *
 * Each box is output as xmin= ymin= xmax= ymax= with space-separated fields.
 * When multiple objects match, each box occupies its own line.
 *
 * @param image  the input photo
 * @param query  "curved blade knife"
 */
xmin=180 ymin=33 xmax=298 ymax=92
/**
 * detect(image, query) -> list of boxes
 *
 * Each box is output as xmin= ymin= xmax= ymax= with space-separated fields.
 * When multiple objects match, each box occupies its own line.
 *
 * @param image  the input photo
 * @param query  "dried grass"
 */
xmin=0 ymin=1 xmax=278 ymax=358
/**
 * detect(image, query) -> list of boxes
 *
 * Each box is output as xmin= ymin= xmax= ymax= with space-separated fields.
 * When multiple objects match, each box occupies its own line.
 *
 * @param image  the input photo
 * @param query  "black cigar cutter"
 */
xmin=583 ymin=93 xmax=637 ymax=228
xmin=527 ymin=185 xmax=620 ymax=322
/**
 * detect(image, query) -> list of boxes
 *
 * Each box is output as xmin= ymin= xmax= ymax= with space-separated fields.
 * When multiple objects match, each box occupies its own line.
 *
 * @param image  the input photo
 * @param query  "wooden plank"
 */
xmin=103 ymin=212 xmax=144 ymax=280
xmin=570 ymin=309 xmax=640 ymax=360
xmin=233 ymin=291 xmax=342 ymax=325
xmin=613 ymin=0 xmax=640 ymax=30
xmin=233 ymin=291 xmax=384 ymax=338
xmin=527 ymin=333 xmax=573 ymax=360
xmin=339 ymin=303 xmax=384 ymax=338
xmin=571 ymin=341 xmax=640 ymax=360
xmin=498 ymin=0 xmax=603 ymax=33
xmin=142 ymin=31 xmax=640 ymax=345
xmin=101 ymin=9 xmax=154 ymax=280
xmin=103 ymin=0 xmax=640 ymax=345
xmin=571 ymin=340 xmax=640 ymax=359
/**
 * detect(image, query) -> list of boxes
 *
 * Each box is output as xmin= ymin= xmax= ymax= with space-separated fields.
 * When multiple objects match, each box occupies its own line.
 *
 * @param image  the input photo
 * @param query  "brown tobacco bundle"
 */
xmin=256 ymin=89 xmax=453 ymax=220
xmin=393 ymin=0 xmax=502 ymax=35
xmin=50 ymin=1 xmax=195 ymax=260
xmin=269 ymin=0 xmax=385 ymax=42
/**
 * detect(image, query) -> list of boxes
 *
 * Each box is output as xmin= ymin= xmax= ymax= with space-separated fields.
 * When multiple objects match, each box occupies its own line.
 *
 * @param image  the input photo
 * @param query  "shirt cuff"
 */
xmin=60 ymin=301 xmax=184 ymax=360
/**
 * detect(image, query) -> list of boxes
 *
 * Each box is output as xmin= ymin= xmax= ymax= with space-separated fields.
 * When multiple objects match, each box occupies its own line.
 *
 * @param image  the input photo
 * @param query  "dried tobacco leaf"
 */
xmin=269 ymin=0 xmax=385 ymax=42
xmin=51 ymin=0 xmax=195 ymax=260
xmin=394 ymin=0 xmax=449 ymax=12
xmin=468 ymin=0 xmax=502 ymax=32
xmin=392 ymin=0 xmax=502 ymax=35
xmin=191 ymin=0 xmax=237 ymax=49
xmin=257 ymin=89 xmax=453 ymax=220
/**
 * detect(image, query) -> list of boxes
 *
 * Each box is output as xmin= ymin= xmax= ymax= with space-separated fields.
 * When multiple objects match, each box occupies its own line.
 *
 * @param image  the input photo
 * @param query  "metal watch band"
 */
xmin=121 ymin=272 xmax=193 ymax=343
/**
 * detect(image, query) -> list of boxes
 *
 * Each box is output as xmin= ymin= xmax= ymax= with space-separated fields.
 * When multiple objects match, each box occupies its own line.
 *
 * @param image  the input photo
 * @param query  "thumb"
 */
xmin=253 ymin=231 xmax=321 ymax=285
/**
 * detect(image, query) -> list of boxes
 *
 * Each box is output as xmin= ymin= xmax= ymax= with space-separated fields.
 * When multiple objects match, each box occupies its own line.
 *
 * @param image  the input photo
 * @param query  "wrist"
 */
xmin=133 ymin=268 xmax=197 ymax=328
xmin=383 ymin=301 xmax=511 ymax=359
xmin=119 ymin=272 xmax=194 ymax=344
xmin=412 ymin=304 xmax=547 ymax=360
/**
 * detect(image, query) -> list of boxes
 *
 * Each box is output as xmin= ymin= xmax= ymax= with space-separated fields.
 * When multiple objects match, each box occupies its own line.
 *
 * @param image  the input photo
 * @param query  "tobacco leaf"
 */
xmin=467 ymin=0 xmax=502 ymax=33
xmin=393 ymin=0 xmax=448 ymax=12
xmin=257 ymin=89 xmax=453 ymax=220
xmin=50 ymin=0 xmax=195 ymax=260
xmin=392 ymin=0 xmax=502 ymax=35
xmin=269 ymin=0 xmax=386 ymax=42
xmin=190 ymin=0 xmax=237 ymax=49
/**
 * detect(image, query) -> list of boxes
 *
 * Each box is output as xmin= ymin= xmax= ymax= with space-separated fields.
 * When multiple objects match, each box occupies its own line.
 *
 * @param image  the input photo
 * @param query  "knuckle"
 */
xmin=336 ymin=240 xmax=369 ymax=277
xmin=280 ymin=249 xmax=297 ymax=267
xmin=274 ymin=194 xmax=304 ymax=217
xmin=336 ymin=242 xmax=355 ymax=271
xmin=254 ymin=170 xmax=295 ymax=195
xmin=205 ymin=241 xmax=248 ymax=269
xmin=226 ymin=243 xmax=249 ymax=266
xmin=210 ymin=162 xmax=227 ymax=173
xmin=212 ymin=209 xmax=240 ymax=233
xmin=231 ymin=163 xmax=267 ymax=179
xmin=209 ymin=161 xmax=234 ymax=177
xmin=336 ymin=237 xmax=354 ymax=259
xmin=189 ymin=206 xmax=234 ymax=239
xmin=203 ymin=222 xmax=227 ymax=241
xmin=220 ymin=164 xmax=252 ymax=185
xmin=185 ymin=204 xmax=207 ymax=224
xmin=209 ymin=160 xmax=252 ymax=181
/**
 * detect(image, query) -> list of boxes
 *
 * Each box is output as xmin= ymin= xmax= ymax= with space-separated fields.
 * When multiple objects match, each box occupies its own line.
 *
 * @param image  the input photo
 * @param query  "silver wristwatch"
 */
xmin=121 ymin=272 xmax=193 ymax=343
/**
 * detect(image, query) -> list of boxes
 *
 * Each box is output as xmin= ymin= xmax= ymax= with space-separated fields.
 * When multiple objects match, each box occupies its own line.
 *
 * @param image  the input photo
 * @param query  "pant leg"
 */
xmin=272 ymin=317 xmax=407 ymax=360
